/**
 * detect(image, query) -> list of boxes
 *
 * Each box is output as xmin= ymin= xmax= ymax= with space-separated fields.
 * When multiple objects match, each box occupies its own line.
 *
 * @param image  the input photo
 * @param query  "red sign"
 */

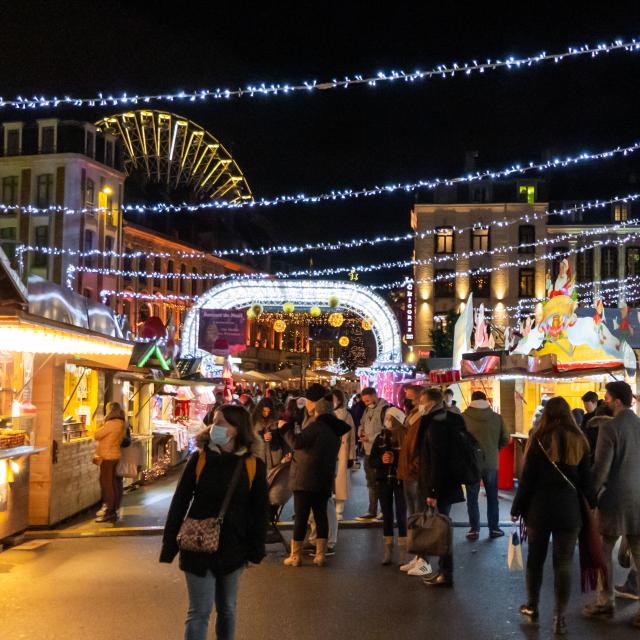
xmin=198 ymin=309 xmax=246 ymax=355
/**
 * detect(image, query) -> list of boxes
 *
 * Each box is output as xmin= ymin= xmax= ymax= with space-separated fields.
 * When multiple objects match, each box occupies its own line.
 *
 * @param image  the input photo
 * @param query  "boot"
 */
xmin=283 ymin=540 xmax=302 ymax=567
xmin=382 ymin=536 xmax=394 ymax=565
xmin=397 ymin=537 xmax=408 ymax=567
xmin=313 ymin=539 xmax=328 ymax=566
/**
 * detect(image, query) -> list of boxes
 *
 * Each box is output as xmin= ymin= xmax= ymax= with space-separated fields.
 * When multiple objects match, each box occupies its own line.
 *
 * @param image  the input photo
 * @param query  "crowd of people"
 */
xmin=151 ymin=378 xmax=640 ymax=638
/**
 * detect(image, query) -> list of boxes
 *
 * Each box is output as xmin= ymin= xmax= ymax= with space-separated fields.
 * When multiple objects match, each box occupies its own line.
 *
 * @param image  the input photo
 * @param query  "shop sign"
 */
xmin=198 ymin=309 xmax=246 ymax=355
xmin=129 ymin=339 xmax=171 ymax=371
xmin=405 ymin=281 xmax=414 ymax=341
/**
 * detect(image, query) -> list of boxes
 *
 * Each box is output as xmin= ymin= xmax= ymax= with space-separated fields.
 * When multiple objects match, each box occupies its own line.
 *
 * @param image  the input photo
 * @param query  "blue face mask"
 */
xmin=209 ymin=426 xmax=232 ymax=448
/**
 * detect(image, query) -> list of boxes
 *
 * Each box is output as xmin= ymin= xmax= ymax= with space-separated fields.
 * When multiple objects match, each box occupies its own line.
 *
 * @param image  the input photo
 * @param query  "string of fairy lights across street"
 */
xmin=1 ymin=36 xmax=638 ymax=110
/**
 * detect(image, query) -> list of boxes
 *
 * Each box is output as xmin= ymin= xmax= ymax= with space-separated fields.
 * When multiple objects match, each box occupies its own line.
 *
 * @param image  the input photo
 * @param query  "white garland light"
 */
xmin=3 ymin=141 xmax=640 ymax=215
xmin=1 ymin=37 xmax=638 ymax=110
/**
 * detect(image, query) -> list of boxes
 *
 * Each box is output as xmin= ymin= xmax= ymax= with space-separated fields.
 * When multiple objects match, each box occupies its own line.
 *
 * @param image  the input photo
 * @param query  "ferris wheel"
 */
xmin=95 ymin=110 xmax=252 ymax=203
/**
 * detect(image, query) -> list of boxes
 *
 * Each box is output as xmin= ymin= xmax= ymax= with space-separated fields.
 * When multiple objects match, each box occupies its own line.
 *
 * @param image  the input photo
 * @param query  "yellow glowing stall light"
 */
xmin=282 ymin=302 xmax=295 ymax=314
xmin=328 ymin=295 xmax=340 ymax=308
xmin=338 ymin=336 xmax=350 ymax=347
xmin=328 ymin=313 xmax=344 ymax=328
xmin=273 ymin=319 xmax=287 ymax=333
xmin=0 ymin=324 xmax=132 ymax=356
xmin=309 ymin=306 xmax=322 ymax=317
xmin=246 ymin=308 xmax=256 ymax=319
xmin=361 ymin=318 xmax=374 ymax=331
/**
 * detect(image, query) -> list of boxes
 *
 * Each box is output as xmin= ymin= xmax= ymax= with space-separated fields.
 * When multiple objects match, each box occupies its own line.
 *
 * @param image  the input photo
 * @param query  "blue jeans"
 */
xmin=184 ymin=567 xmax=243 ymax=640
xmin=466 ymin=468 xmax=499 ymax=531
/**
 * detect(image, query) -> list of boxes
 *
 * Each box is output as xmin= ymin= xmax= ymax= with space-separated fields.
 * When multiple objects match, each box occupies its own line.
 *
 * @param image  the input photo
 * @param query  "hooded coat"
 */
xmin=281 ymin=413 xmax=351 ymax=493
xmin=462 ymin=399 xmax=510 ymax=471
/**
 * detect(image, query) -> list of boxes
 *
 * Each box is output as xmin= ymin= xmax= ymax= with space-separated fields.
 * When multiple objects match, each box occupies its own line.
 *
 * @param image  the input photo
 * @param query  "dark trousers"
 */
xmin=293 ymin=491 xmax=330 ymax=541
xmin=99 ymin=459 xmax=120 ymax=513
xmin=363 ymin=455 xmax=379 ymax=515
xmin=437 ymin=502 xmax=453 ymax=579
xmin=526 ymin=527 xmax=579 ymax=615
xmin=466 ymin=468 xmax=499 ymax=531
xmin=377 ymin=480 xmax=407 ymax=537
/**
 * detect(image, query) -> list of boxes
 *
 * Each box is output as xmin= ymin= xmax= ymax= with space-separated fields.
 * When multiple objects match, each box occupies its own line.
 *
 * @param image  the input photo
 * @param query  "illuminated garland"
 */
xmin=2 ymin=37 xmax=638 ymax=110
xmin=3 ymin=141 xmax=640 ymax=215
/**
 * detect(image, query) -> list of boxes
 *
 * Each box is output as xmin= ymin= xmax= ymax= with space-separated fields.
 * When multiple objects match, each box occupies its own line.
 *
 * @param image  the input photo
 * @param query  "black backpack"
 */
xmin=447 ymin=413 xmax=484 ymax=485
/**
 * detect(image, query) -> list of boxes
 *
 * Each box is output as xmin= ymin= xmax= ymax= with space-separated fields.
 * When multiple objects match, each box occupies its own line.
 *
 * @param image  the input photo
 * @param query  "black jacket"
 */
xmin=159 ymin=449 xmax=268 ymax=576
xmin=281 ymin=414 xmax=351 ymax=493
xmin=511 ymin=436 xmax=595 ymax=531
xmin=418 ymin=405 xmax=465 ymax=505
xmin=369 ymin=428 xmax=401 ymax=483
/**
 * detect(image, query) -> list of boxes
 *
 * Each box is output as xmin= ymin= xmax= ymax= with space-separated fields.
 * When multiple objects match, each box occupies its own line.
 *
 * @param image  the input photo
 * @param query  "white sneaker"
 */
xmin=400 ymin=556 xmax=420 ymax=572
xmin=408 ymin=559 xmax=433 ymax=577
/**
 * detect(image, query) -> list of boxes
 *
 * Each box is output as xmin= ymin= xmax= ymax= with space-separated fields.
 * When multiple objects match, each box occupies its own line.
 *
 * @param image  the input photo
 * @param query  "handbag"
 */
xmin=407 ymin=507 xmax=453 ymax=556
xmin=508 ymin=526 xmax=524 ymax=571
xmin=177 ymin=456 xmax=244 ymax=554
xmin=537 ymin=439 xmax=608 ymax=592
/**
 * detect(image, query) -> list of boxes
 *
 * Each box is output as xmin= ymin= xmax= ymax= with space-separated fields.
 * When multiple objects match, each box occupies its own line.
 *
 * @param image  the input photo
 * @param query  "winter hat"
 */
xmin=306 ymin=383 xmax=328 ymax=402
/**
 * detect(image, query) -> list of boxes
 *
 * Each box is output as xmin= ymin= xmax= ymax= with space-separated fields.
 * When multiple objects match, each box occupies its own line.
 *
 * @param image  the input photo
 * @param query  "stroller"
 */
xmin=265 ymin=455 xmax=292 ymax=554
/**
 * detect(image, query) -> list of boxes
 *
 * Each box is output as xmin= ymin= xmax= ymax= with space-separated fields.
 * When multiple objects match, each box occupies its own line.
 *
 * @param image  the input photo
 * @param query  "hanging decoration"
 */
xmin=362 ymin=318 xmax=374 ymax=331
xmin=328 ymin=296 xmax=340 ymax=308
xmin=339 ymin=336 xmax=350 ymax=347
xmin=273 ymin=319 xmax=287 ymax=333
xmin=246 ymin=308 xmax=257 ymax=320
xmin=328 ymin=313 xmax=344 ymax=328
xmin=251 ymin=303 xmax=264 ymax=316
xmin=282 ymin=302 xmax=295 ymax=314
xmin=309 ymin=306 xmax=322 ymax=317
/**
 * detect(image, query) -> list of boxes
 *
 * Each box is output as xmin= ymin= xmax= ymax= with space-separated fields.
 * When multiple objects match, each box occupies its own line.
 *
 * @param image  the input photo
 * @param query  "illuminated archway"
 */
xmin=181 ymin=280 xmax=403 ymax=364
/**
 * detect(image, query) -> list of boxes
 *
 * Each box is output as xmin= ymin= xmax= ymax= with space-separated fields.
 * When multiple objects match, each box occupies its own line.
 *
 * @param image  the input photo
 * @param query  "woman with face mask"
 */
xmin=160 ymin=405 xmax=268 ymax=640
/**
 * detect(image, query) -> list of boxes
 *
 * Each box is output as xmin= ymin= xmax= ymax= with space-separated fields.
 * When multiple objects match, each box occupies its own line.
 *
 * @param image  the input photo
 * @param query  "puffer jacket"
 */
xmin=94 ymin=418 xmax=126 ymax=460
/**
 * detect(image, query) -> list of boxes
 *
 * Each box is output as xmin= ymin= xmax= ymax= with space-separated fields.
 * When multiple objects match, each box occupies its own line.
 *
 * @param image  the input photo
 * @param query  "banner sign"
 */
xmin=198 ymin=309 xmax=246 ymax=355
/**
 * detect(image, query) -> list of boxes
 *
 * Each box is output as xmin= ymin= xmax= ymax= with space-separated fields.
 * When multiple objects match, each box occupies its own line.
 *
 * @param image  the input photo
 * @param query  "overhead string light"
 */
xmin=2 ymin=37 xmax=639 ymax=111
xmin=3 ymin=141 xmax=640 ymax=217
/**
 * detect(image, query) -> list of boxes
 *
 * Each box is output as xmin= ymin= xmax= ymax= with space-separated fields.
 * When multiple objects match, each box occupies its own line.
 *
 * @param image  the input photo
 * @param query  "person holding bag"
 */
xmin=160 ymin=405 xmax=268 ymax=640
xmin=511 ymin=396 xmax=595 ymax=636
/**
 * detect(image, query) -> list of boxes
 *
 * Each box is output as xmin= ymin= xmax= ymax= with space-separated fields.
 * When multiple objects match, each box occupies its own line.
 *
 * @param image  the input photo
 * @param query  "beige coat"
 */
xmin=334 ymin=407 xmax=355 ymax=501
xmin=94 ymin=418 xmax=125 ymax=461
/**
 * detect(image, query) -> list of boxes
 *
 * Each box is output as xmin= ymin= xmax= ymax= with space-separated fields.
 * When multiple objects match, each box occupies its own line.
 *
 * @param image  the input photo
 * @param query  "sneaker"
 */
xmin=376 ymin=512 xmax=384 ymax=521
xmin=614 ymin=584 xmax=640 ymax=600
xmin=400 ymin=556 xmax=420 ymax=573
xmin=422 ymin=573 xmax=453 ymax=588
xmin=310 ymin=546 xmax=336 ymax=557
xmin=408 ymin=559 xmax=433 ymax=577
xmin=489 ymin=528 xmax=505 ymax=539
xmin=582 ymin=601 xmax=615 ymax=619
xmin=336 ymin=513 xmax=344 ymax=522
xmin=95 ymin=503 xmax=107 ymax=519
xmin=466 ymin=529 xmax=480 ymax=541
xmin=355 ymin=513 xmax=377 ymax=522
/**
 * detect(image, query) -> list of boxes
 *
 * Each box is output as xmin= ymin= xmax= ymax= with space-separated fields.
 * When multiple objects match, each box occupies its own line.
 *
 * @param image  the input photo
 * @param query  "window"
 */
xmin=471 ymin=227 xmax=489 ymax=252
xmin=36 ymin=174 xmax=54 ymax=209
xmin=551 ymin=247 xmax=569 ymax=280
xmin=627 ymin=247 xmax=640 ymax=277
xmin=471 ymin=273 xmax=491 ymax=298
xmin=123 ymin=250 xmax=133 ymax=283
xmin=139 ymin=257 xmax=147 ymax=285
xmin=86 ymin=131 xmax=95 ymax=158
xmin=153 ymin=258 xmax=161 ymax=288
xmin=576 ymin=249 xmax=594 ymax=283
xmin=84 ymin=230 xmax=94 ymax=267
xmin=192 ymin=268 xmax=198 ymax=295
xmin=518 ymin=185 xmax=536 ymax=204
xmin=41 ymin=126 xmax=55 ymax=153
xmin=106 ymin=140 xmax=114 ymax=167
xmin=518 ymin=268 xmax=535 ymax=298
xmin=601 ymin=246 xmax=619 ymax=279
xmin=179 ymin=264 xmax=187 ymax=294
xmin=167 ymin=260 xmax=174 ymax=291
xmin=2 ymin=176 xmax=18 ymax=205
xmin=104 ymin=236 xmax=113 ymax=270
xmin=7 ymin=129 xmax=20 ymax=155
xmin=0 ymin=226 xmax=17 ymax=260
xmin=435 ymin=227 xmax=454 ymax=254
xmin=614 ymin=204 xmax=629 ymax=222
xmin=518 ymin=225 xmax=535 ymax=253
xmin=33 ymin=225 xmax=49 ymax=267
xmin=434 ymin=269 xmax=455 ymax=297
xmin=85 ymin=178 xmax=95 ymax=208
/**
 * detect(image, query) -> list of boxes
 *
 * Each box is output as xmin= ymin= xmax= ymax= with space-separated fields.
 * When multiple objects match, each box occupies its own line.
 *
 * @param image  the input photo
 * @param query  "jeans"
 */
xmin=377 ymin=480 xmax=407 ymax=537
xmin=99 ymin=460 xmax=119 ymax=513
xmin=293 ymin=491 xmax=330 ymax=541
xmin=307 ymin=496 xmax=338 ymax=546
xmin=184 ymin=567 xmax=243 ymax=640
xmin=404 ymin=479 xmax=422 ymax=517
xmin=363 ymin=455 xmax=379 ymax=515
xmin=437 ymin=502 xmax=453 ymax=579
xmin=526 ymin=527 xmax=579 ymax=615
xmin=466 ymin=468 xmax=499 ymax=531
xmin=599 ymin=534 xmax=640 ymax=604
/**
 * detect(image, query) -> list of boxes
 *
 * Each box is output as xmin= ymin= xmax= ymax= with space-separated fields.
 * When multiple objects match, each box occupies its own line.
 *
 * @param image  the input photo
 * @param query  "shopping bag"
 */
xmin=508 ymin=527 xmax=524 ymax=571
xmin=407 ymin=507 xmax=452 ymax=556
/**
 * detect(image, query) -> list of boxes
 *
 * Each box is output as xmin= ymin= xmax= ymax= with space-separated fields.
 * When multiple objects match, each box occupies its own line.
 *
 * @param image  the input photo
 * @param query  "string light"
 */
xmin=2 ymin=37 xmax=638 ymax=111
xmin=4 ymin=141 xmax=640 ymax=216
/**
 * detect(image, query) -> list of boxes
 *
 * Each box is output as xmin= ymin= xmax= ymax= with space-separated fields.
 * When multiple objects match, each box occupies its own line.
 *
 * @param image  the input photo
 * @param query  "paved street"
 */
xmin=1 ymin=527 xmax=638 ymax=640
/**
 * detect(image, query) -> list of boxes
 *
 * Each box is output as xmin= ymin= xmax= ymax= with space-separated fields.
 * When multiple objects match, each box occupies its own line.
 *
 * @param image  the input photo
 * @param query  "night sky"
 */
xmin=3 ymin=1 xmax=640 ymax=284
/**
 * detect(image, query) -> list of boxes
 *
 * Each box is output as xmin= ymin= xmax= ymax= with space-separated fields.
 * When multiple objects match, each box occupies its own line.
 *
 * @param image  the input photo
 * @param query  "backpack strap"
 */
xmin=245 ymin=455 xmax=256 ymax=489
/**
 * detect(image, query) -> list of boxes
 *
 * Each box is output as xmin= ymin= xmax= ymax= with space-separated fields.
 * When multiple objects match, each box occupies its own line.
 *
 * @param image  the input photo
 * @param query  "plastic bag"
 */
xmin=508 ymin=527 xmax=524 ymax=571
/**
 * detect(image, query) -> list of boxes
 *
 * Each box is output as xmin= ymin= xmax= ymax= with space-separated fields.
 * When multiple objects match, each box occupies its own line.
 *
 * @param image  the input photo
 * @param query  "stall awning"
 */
xmin=0 ymin=312 xmax=133 ymax=370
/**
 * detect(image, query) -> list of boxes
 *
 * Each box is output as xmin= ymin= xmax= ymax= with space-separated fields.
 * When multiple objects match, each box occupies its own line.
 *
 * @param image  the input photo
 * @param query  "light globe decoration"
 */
xmin=273 ymin=319 xmax=287 ymax=333
xmin=96 ymin=110 xmax=252 ymax=203
xmin=328 ymin=295 xmax=339 ymax=308
xmin=246 ymin=308 xmax=256 ymax=320
xmin=362 ymin=318 xmax=374 ymax=331
xmin=309 ymin=306 xmax=322 ymax=317
xmin=282 ymin=302 xmax=295 ymax=314
xmin=338 ymin=336 xmax=350 ymax=347
xmin=251 ymin=303 xmax=263 ymax=316
xmin=181 ymin=280 xmax=402 ymax=365
xmin=328 ymin=313 xmax=344 ymax=328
